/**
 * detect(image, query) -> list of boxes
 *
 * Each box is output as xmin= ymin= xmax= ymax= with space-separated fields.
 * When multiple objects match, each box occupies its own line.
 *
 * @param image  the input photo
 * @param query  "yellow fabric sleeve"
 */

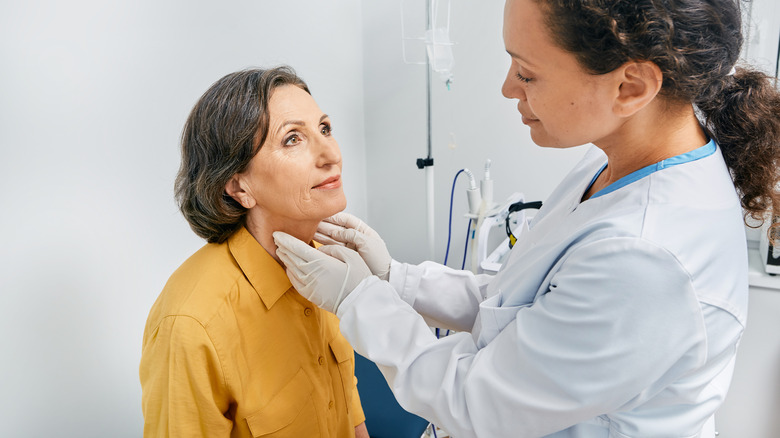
xmin=350 ymin=374 xmax=367 ymax=427
xmin=140 ymin=316 xmax=232 ymax=437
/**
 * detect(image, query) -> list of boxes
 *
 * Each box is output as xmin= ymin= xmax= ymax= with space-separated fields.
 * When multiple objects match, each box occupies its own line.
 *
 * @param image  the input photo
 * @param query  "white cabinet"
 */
xmin=715 ymin=248 xmax=780 ymax=437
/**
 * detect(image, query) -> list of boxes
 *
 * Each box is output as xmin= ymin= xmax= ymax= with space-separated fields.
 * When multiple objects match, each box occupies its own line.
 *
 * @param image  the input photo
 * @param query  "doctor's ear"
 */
xmin=225 ymin=175 xmax=256 ymax=209
xmin=612 ymin=61 xmax=663 ymax=117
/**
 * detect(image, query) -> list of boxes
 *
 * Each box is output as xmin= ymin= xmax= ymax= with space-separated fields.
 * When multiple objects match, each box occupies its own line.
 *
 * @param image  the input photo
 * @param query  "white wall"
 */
xmin=362 ymin=0 xmax=585 ymax=266
xmin=0 ymin=1 xmax=366 ymax=436
xmin=1 ymin=0 xmax=777 ymax=436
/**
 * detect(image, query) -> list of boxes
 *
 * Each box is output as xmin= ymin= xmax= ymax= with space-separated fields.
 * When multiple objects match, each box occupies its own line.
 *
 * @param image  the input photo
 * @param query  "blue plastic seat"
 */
xmin=354 ymin=353 xmax=430 ymax=438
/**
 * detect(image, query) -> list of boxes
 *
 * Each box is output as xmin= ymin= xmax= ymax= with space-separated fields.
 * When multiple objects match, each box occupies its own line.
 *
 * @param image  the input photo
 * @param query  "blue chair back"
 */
xmin=354 ymin=353 xmax=430 ymax=438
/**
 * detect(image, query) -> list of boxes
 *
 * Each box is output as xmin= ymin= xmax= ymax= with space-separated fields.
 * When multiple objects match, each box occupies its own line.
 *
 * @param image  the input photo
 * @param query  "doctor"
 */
xmin=274 ymin=0 xmax=780 ymax=436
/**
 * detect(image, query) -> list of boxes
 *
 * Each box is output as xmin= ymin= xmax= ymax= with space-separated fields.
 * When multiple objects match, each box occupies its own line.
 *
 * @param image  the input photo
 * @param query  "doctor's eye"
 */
xmin=515 ymin=72 xmax=533 ymax=83
xmin=320 ymin=122 xmax=332 ymax=136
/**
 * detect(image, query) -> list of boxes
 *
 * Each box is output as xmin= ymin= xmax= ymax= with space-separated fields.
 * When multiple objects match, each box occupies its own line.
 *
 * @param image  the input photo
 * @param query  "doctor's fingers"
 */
xmin=276 ymin=246 xmax=308 ymax=278
xmin=317 ymin=221 xmax=357 ymax=248
xmin=273 ymin=233 xmax=324 ymax=280
xmin=319 ymin=244 xmax=360 ymax=263
xmin=318 ymin=222 xmax=364 ymax=249
xmin=324 ymin=212 xmax=375 ymax=236
xmin=276 ymin=239 xmax=348 ymax=276
xmin=313 ymin=231 xmax=346 ymax=247
xmin=277 ymin=247 xmax=333 ymax=292
xmin=282 ymin=261 xmax=312 ymax=297
xmin=273 ymin=231 xmax=321 ymax=261
xmin=318 ymin=245 xmax=372 ymax=284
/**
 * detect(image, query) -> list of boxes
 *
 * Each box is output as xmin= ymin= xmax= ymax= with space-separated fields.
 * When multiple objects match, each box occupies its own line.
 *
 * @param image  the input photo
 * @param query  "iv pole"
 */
xmin=415 ymin=0 xmax=436 ymax=260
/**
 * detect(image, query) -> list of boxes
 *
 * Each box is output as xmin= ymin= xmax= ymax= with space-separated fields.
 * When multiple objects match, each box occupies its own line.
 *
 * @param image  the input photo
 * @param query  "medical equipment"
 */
xmin=401 ymin=0 xmax=455 ymax=84
xmin=403 ymin=0 xmax=456 ymax=259
xmin=464 ymin=168 xmax=481 ymax=215
xmin=444 ymin=168 xmax=476 ymax=268
xmin=481 ymin=159 xmax=494 ymax=208
xmin=472 ymin=194 xmax=544 ymax=274
xmin=505 ymin=200 xmax=543 ymax=249
xmin=443 ymin=162 xmax=542 ymax=274
xmin=759 ymin=216 xmax=780 ymax=275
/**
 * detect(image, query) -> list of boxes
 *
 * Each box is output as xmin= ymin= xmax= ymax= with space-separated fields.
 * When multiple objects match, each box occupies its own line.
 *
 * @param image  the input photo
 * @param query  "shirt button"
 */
xmin=328 ymin=400 xmax=334 ymax=409
xmin=318 ymin=356 xmax=325 ymax=365
xmin=304 ymin=307 xmax=313 ymax=317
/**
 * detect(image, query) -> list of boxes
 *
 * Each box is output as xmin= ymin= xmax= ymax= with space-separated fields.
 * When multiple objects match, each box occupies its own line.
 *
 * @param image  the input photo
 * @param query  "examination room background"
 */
xmin=1 ymin=1 xmax=778 ymax=437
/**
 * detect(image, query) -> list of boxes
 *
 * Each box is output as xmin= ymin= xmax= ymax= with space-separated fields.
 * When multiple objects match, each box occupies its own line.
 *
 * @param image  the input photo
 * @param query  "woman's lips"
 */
xmin=313 ymin=175 xmax=342 ymax=189
xmin=522 ymin=115 xmax=539 ymax=125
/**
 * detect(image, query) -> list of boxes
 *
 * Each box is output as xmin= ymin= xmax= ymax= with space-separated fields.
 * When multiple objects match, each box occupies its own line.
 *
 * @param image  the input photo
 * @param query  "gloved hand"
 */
xmin=273 ymin=231 xmax=372 ymax=314
xmin=315 ymin=212 xmax=392 ymax=281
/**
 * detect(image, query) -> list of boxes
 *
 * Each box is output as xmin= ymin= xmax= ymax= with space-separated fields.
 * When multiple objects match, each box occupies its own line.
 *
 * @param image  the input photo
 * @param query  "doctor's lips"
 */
xmin=312 ymin=175 xmax=342 ymax=189
xmin=518 ymin=106 xmax=539 ymax=124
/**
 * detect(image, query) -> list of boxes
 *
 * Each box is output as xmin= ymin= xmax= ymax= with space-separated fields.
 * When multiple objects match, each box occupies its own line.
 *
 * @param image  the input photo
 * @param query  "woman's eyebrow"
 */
xmin=276 ymin=120 xmax=304 ymax=135
xmin=276 ymin=114 xmax=330 ymax=135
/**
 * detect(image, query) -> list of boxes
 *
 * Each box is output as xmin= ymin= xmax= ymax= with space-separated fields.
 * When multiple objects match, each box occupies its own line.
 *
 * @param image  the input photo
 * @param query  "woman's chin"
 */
xmin=310 ymin=197 xmax=347 ymax=222
xmin=325 ymin=198 xmax=348 ymax=218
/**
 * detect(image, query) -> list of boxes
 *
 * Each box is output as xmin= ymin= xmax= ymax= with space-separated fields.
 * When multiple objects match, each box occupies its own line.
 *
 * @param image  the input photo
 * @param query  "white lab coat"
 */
xmin=337 ymin=142 xmax=748 ymax=438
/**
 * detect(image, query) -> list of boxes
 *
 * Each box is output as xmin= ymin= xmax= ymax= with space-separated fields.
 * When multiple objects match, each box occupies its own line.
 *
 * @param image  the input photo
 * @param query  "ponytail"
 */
xmin=537 ymin=0 xmax=780 ymax=233
xmin=695 ymin=68 xmax=780 ymax=230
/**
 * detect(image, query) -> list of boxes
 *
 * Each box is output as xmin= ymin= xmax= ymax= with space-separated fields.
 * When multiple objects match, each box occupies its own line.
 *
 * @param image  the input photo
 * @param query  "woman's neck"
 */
xmin=243 ymin=212 xmax=319 ymax=264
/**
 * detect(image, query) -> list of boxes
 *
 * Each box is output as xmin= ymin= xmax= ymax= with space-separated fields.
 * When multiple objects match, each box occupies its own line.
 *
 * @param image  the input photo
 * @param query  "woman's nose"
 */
xmin=316 ymin=137 xmax=341 ymax=167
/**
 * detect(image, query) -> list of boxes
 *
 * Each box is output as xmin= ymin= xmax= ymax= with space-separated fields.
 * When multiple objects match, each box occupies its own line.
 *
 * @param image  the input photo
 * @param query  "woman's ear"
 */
xmin=613 ymin=61 xmax=663 ymax=117
xmin=225 ymin=175 xmax=256 ymax=209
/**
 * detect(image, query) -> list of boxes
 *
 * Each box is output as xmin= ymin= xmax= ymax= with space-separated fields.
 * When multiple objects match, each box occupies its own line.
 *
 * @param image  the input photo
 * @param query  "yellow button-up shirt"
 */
xmin=140 ymin=227 xmax=365 ymax=437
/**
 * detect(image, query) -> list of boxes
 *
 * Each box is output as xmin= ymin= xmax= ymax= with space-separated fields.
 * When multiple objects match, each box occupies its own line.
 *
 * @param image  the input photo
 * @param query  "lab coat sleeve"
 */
xmin=389 ymin=259 xmax=493 ymax=332
xmin=337 ymin=238 xmax=707 ymax=438
xmin=140 ymin=316 xmax=232 ymax=437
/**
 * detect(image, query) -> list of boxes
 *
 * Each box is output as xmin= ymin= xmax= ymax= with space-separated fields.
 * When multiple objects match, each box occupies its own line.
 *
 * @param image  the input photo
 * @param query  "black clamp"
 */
xmin=416 ymin=157 xmax=434 ymax=169
xmin=506 ymin=200 xmax=543 ymax=248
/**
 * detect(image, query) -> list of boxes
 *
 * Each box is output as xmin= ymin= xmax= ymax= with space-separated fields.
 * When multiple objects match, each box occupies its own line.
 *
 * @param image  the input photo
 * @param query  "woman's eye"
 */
xmin=284 ymin=133 xmax=301 ymax=146
xmin=515 ymin=72 xmax=533 ymax=83
xmin=321 ymin=123 xmax=332 ymax=136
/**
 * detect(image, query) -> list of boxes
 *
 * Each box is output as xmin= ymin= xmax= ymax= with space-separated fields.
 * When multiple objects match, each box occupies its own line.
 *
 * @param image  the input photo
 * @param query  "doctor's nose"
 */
xmin=502 ymin=69 xmax=527 ymax=101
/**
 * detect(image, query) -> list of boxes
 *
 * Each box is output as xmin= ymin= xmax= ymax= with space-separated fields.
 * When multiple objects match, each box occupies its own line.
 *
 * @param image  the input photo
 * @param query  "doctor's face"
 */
xmin=239 ymin=84 xmax=346 ymax=227
xmin=501 ymin=0 xmax=621 ymax=148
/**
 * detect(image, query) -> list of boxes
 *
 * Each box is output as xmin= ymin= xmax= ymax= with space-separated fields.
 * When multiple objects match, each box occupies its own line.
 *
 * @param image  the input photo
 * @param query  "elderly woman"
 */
xmin=140 ymin=66 xmax=368 ymax=438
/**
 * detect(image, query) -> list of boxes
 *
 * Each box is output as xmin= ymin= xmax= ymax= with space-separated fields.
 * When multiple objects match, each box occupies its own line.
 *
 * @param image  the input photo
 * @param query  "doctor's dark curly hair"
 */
xmin=535 ymin=0 xmax=780 ymax=229
xmin=175 ymin=66 xmax=310 ymax=243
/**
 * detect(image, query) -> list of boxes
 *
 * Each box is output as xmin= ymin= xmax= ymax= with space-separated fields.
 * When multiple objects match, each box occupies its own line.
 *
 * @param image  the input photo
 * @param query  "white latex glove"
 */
xmin=314 ymin=212 xmax=392 ymax=281
xmin=273 ymin=231 xmax=372 ymax=314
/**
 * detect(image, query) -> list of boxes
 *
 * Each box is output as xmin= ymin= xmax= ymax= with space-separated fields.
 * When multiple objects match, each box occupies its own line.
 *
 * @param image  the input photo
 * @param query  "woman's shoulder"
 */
xmin=146 ymin=242 xmax=245 ymax=328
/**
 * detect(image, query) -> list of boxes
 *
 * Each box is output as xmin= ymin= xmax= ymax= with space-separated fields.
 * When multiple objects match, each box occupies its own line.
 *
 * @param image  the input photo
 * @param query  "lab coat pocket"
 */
xmin=473 ymin=293 xmax=528 ymax=348
xmin=329 ymin=340 xmax=355 ymax=411
xmin=245 ymin=368 xmax=320 ymax=437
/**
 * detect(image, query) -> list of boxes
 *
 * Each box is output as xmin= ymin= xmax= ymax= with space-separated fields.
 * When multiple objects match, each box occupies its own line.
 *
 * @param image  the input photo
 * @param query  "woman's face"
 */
xmin=501 ymin=0 xmax=622 ymax=148
xmin=237 ymin=84 xmax=346 ymax=228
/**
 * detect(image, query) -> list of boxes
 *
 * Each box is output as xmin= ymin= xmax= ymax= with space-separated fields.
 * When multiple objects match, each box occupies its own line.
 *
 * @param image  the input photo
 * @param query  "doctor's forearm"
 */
xmin=390 ymin=260 xmax=488 ymax=331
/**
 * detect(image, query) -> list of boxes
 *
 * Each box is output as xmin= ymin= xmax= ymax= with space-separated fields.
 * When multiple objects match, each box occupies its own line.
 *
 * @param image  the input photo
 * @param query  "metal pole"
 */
xmin=425 ymin=0 xmax=435 ymax=260
xmin=426 ymin=0 xmax=433 ymax=161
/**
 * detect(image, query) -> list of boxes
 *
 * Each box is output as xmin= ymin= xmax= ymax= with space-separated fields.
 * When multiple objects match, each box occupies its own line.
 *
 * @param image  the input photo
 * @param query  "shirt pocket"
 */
xmin=245 ymin=368 xmax=321 ymax=437
xmin=329 ymin=339 xmax=355 ymax=411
